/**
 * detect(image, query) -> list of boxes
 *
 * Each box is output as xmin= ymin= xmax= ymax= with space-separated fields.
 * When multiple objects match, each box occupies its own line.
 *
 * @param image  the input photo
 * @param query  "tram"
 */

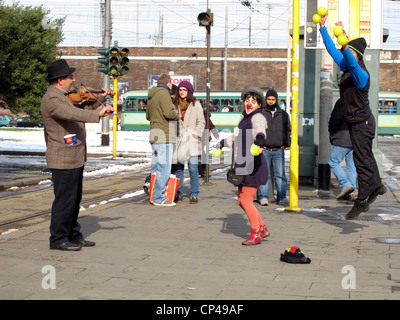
xmin=120 ymin=90 xmax=287 ymax=132
xmin=120 ymin=90 xmax=400 ymax=135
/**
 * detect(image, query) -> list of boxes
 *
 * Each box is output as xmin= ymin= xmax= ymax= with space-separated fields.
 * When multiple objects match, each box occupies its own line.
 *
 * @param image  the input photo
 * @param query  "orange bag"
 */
xmin=149 ymin=173 xmax=180 ymax=203
xmin=165 ymin=174 xmax=180 ymax=203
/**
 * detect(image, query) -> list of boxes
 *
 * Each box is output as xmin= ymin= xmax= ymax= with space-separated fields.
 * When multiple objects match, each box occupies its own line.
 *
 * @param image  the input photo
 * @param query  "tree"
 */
xmin=0 ymin=2 xmax=64 ymax=119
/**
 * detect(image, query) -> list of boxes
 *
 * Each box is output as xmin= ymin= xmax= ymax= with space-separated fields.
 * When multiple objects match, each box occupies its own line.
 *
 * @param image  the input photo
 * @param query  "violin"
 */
xmin=67 ymin=85 xmax=114 ymax=105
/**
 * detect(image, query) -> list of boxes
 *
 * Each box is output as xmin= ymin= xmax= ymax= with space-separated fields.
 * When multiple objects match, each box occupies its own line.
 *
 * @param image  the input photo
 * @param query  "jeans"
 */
xmin=328 ymin=145 xmax=357 ymax=190
xmin=171 ymin=156 xmax=199 ymax=198
xmin=151 ymin=143 xmax=174 ymax=203
xmin=257 ymin=148 xmax=288 ymax=202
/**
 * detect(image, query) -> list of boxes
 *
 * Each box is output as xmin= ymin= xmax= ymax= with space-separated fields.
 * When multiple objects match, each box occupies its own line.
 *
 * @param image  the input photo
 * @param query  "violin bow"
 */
xmin=79 ymin=84 xmax=113 ymax=113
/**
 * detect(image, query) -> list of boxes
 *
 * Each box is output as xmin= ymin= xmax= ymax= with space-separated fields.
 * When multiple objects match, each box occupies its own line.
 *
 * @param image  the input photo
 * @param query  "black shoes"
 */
xmin=368 ymin=185 xmax=387 ymax=204
xmin=345 ymin=184 xmax=387 ymax=220
xmin=50 ymin=241 xmax=82 ymax=251
xmin=345 ymin=199 xmax=370 ymax=220
xmin=50 ymin=239 xmax=95 ymax=251
xmin=71 ymin=239 xmax=96 ymax=247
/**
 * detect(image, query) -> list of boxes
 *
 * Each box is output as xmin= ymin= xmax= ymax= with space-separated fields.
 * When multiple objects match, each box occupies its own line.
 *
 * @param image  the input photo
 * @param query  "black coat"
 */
xmin=329 ymin=99 xmax=353 ymax=148
xmin=261 ymin=106 xmax=291 ymax=150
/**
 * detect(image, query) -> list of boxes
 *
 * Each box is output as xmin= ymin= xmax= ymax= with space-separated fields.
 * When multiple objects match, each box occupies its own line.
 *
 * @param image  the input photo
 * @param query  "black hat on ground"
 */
xmin=280 ymin=246 xmax=311 ymax=264
xmin=46 ymin=59 xmax=76 ymax=81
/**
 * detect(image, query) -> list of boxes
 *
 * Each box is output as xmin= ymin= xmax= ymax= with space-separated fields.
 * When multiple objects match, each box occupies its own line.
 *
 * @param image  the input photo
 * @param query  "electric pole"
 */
xmin=101 ymin=0 xmax=111 ymax=146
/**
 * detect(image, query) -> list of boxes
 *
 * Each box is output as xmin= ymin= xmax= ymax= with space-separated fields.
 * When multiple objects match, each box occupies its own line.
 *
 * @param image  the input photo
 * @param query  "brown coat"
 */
xmin=40 ymin=85 xmax=105 ymax=169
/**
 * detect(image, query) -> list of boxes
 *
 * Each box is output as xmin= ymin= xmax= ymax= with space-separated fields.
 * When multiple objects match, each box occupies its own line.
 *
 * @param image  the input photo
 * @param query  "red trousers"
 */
xmin=238 ymin=185 xmax=265 ymax=230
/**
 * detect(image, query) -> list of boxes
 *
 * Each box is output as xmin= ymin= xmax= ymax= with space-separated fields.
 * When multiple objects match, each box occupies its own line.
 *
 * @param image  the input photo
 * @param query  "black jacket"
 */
xmin=329 ymin=99 xmax=353 ymax=148
xmin=339 ymin=59 xmax=371 ymax=123
xmin=261 ymin=106 xmax=291 ymax=150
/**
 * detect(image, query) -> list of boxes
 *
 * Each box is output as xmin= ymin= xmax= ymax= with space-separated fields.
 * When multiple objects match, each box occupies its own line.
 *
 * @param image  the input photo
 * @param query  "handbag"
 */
xmin=227 ymin=168 xmax=245 ymax=186
xmin=226 ymin=142 xmax=245 ymax=186
xmin=173 ymin=130 xmax=191 ymax=164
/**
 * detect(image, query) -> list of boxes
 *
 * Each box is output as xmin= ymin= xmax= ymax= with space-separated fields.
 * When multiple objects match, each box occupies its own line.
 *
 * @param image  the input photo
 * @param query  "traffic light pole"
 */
xmin=197 ymin=8 xmax=213 ymax=184
xmin=112 ymin=76 xmax=118 ymax=158
xmin=205 ymin=23 xmax=211 ymax=184
xmin=285 ymin=0 xmax=302 ymax=213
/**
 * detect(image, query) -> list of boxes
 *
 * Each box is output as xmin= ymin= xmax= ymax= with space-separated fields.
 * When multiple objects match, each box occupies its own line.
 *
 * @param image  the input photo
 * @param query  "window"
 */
xmin=125 ymin=98 xmax=147 ymax=111
xmin=125 ymin=98 xmax=137 ymax=111
xmin=380 ymin=99 xmax=398 ymax=114
xmin=138 ymin=99 xmax=147 ymax=111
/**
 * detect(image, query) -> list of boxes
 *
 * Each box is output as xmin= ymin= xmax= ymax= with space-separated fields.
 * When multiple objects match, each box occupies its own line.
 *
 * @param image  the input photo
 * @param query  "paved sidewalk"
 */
xmin=0 ymin=169 xmax=400 ymax=300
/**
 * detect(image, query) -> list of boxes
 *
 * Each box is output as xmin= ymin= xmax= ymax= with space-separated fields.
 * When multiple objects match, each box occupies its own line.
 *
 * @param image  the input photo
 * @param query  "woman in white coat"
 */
xmin=172 ymin=81 xmax=205 ymax=204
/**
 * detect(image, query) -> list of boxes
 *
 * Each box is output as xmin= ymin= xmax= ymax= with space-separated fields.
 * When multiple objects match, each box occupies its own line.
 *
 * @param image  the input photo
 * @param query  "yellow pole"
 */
xmin=112 ymin=76 xmax=118 ymax=158
xmin=285 ymin=0 xmax=301 ymax=213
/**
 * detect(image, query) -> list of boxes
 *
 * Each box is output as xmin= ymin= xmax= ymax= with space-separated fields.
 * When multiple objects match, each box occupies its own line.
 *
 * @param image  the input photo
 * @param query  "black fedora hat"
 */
xmin=46 ymin=59 xmax=76 ymax=81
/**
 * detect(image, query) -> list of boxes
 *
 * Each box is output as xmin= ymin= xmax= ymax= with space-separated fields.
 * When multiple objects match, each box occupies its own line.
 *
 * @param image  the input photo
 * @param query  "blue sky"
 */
xmin=3 ymin=0 xmax=400 ymax=49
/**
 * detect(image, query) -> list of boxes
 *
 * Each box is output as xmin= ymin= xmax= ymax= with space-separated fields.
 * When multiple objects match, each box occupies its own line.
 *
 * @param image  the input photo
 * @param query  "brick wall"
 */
xmin=60 ymin=46 xmax=400 ymax=93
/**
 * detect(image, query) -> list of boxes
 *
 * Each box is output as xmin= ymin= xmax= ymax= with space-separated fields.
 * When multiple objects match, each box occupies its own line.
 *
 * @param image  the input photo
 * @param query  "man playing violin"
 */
xmin=41 ymin=59 xmax=114 ymax=251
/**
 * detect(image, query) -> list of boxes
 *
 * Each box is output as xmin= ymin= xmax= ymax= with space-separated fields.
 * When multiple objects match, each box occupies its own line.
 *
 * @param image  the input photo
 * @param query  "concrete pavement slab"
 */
xmin=1 ymin=170 xmax=400 ymax=301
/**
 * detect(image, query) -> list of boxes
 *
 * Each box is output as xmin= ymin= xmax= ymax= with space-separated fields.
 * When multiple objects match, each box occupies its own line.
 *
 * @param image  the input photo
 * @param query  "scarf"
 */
xmin=179 ymin=98 xmax=190 ymax=120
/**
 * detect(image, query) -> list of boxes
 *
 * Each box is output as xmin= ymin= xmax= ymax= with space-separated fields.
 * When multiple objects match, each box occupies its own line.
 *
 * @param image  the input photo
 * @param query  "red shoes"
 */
xmin=242 ymin=225 xmax=270 ymax=246
xmin=259 ymin=224 xmax=270 ymax=238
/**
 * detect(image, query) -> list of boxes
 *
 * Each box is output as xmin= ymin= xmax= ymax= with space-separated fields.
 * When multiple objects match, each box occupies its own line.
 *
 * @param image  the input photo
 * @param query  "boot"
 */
xmin=259 ymin=225 xmax=270 ymax=238
xmin=345 ymin=199 xmax=369 ymax=220
xmin=368 ymin=185 xmax=387 ymax=204
xmin=242 ymin=229 xmax=262 ymax=246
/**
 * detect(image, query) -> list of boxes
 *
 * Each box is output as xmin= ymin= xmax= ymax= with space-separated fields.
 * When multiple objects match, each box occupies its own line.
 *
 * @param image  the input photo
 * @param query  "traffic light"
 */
xmin=120 ymin=47 xmax=130 ymax=76
xmin=108 ymin=43 xmax=130 ymax=76
xmin=109 ymin=46 xmax=119 ymax=76
xmin=97 ymin=42 xmax=129 ymax=76
xmin=197 ymin=10 xmax=213 ymax=27
xmin=97 ymin=47 xmax=110 ymax=74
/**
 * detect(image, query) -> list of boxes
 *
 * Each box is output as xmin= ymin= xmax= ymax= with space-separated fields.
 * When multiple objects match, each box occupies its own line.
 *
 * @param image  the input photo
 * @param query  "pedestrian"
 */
xmin=218 ymin=87 xmax=270 ymax=245
xmin=143 ymin=83 xmax=178 ymax=195
xmin=146 ymin=73 xmax=180 ymax=206
xmin=328 ymin=99 xmax=357 ymax=200
xmin=257 ymin=89 xmax=290 ymax=206
xmin=319 ymin=12 xmax=386 ymax=220
xmin=41 ymin=59 xmax=114 ymax=251
xmin=171 ymin=81 xmax=205 ymax=204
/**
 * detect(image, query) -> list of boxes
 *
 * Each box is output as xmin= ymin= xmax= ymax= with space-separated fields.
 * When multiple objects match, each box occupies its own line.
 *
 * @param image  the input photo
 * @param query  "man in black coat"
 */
xmin=257 ymin=89 xmax=291 ymax=205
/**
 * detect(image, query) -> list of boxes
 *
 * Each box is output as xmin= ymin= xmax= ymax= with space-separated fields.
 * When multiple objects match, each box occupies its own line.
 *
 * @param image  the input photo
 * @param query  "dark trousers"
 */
xmin=348 ymin=114 xmax=382 ymax=200
xmin=49 ymin=167 xmax=84 ymax=245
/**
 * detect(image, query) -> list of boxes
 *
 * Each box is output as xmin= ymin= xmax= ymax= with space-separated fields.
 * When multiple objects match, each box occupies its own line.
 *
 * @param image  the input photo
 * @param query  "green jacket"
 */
xmin=146 ymin=85 xmax=179 ymax=144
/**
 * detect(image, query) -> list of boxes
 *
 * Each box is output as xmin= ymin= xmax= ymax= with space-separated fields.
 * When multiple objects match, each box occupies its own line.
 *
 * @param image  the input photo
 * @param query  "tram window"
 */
xmin=280 ymin=99 xmax=286 ymax=111
xmin=210 ymin=99 xmax=220 ymax=112
xmin=199 ymin=99 xmax=205 ymax=108
xmin=221 ymin=99 xmax=233 ymax=112
xmin=126 ymin=98 xmax=137 ymax=111
xmin=383 ymin=100 xmax=397 ymax=114
xmin=234 ymin=99 xmax=243 ymax=112
xmin=378 ymin=100 xmax=383 ymax=113
xmin=138 ymin=99 xmax=147 ymax=111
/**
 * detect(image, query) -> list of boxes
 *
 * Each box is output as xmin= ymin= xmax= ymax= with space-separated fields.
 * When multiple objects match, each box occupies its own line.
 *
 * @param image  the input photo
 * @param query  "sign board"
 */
xmin=150 ymin=75 xmax=194 ymax=87
xmin=304 ymin=0 xmax=383 ymax=50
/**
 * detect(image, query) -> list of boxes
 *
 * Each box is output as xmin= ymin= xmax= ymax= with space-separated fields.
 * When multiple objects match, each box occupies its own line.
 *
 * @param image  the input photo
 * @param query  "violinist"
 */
xmin=40 ymin=59 xmax=114 ymax=251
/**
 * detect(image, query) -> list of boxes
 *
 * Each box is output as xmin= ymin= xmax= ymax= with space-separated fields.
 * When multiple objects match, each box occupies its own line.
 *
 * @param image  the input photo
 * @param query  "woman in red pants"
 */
xmin=218 ymin=87 xmax=270 ymax=245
